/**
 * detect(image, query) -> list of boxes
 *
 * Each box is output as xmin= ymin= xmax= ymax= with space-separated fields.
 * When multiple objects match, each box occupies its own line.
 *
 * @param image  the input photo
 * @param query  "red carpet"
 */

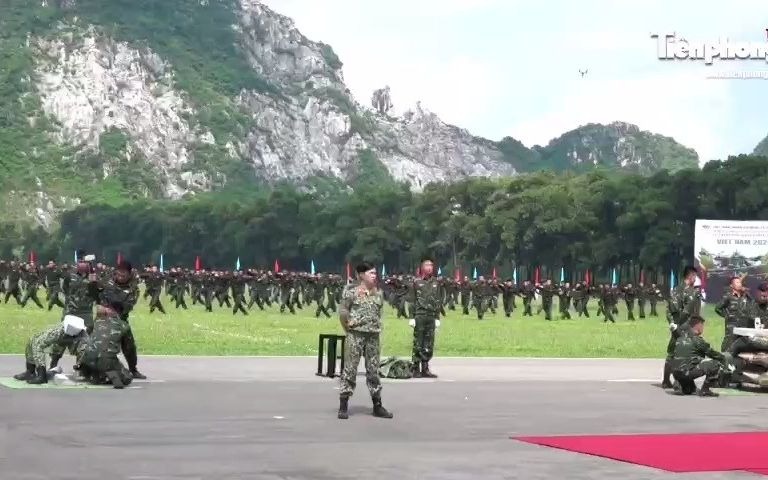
xmin=514 ymin=432 xmax=768 ymax=475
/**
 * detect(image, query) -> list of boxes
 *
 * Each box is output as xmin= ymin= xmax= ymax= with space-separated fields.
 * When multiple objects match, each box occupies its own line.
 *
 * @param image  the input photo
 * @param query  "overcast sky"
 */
xmin=261 ymin=0 xmax=768 ymax=164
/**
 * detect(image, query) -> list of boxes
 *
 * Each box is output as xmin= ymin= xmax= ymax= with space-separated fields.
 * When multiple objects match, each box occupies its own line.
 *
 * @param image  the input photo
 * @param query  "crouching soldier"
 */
xmin=79 ymin=298 xmax=133 ymax=389
xmin=14 ymin=315 xmax=89 ymax=384
xmin=671 ymin=315 xmax=729 ymax=397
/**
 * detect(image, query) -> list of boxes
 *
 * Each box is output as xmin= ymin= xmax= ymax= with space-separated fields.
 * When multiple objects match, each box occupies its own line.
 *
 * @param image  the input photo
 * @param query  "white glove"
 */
xmin=669 ymin=323 xmax=678 ymax=332
xmin=83 ymin=254 xmax=95 ymax=262
xmin=408 ymin=319 xmax=415 ymax=327
xmin=435 ymin=319 xmax=441 ymax=328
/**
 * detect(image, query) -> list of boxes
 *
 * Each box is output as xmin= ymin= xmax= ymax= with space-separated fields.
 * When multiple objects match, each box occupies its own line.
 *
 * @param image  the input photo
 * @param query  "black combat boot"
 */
xmin=26 ymin=366 xmax=48 ymax=385
xmin=421 ymin=361 xmax=437 ymax=378
xmin=13 ymin=363 xmax=35 ymax=381
xmin=411 ymin=362 xmax=422 ymax=378
xmin=697 ymin=378 xmax=719 ymax=397
xmin=337 ymin=395 xmax=349 ymax=420
xmin=106 ymin=371 xmax=125 ymax=389
xmin=130 ymin=368 xmax=147 ymax=380
xmin=371 ymin=394 xmax=393 ymax=418
xmin=661 ymin=361 xmax=673 ymax=388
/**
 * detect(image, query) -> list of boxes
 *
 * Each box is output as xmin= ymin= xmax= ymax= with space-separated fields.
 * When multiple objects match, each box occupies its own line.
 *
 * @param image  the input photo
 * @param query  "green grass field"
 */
xmin=0 ymin=296 xmax=724 ymax=358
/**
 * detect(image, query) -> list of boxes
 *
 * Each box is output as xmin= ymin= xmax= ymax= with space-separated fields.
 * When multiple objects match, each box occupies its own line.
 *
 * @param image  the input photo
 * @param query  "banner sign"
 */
xmin=694 ymin=219 xmax=768 ymax=302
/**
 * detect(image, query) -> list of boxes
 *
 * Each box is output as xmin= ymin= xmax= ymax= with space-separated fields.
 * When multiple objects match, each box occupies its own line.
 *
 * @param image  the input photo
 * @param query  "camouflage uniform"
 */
xmin=671 ymin=329 xmax=726 ymax=395
xmin=98 ymin=278 xmax=141 ymax=376
xmin=339 ymin=283 xmax=384 ymax=398
xmin=80 ymin=313 xmax=133 ymax=388
xmin=715 ymin=291 xmax=754 ymax=351
xmin=25 ymin=324 xmax=88 ymax=368
xmin=62 ymin=272 xmax=98 ymax=331
xmin=662 ymin=284 xmax=701 ymax=387
xmin=411 ymin=276 xmax=444 ymax=376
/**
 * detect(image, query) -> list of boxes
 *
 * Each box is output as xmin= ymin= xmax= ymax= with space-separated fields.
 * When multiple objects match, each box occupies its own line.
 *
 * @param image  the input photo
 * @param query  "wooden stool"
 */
xmin=316 ymin=334 xmax=346 ymax=377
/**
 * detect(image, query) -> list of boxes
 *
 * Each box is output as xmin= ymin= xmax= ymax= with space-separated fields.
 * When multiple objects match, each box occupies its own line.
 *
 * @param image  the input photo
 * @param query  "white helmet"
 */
xmin=62 ymin=315 xmax=86 ymax=336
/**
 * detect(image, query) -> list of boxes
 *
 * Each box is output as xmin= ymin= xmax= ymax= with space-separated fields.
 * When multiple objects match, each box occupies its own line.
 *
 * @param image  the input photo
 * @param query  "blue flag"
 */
xmin=473 ymin=267 xmax=478 ymax=279
xmin=74 ymin=250 xmax=78 ymax=263
xmin=513 ymin=267 xmax=517 ymax=284
xmin=612 ymin=268 xmax=618 ymax=285
xmin=236 ymin=257 xmax=241 ymax=271
xmin=438 ymin=266 xmax=442 ymax=276
xmin=560 ymin=267 xmax=565 ymax=283
xmin=670 ymin=269 xmax=676 ymax=289
xmin=310 ymin=259 xmax=315 ymax=275
xmin=381 ymin=264 xmax=386 ymax=276
xmin=159 ymin=254 xmax=164 ymax=273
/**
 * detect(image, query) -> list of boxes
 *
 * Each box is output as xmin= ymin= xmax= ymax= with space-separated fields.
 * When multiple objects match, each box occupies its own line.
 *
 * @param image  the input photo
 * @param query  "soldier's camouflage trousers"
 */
xmin=21 ymin=287 xmax=44 ymax=309
xmin=47 ymin=287 xmax=64 ymax=310
xmin=412 ymin=314 xmax=436 ymax=363
xmin=81 ymin=353 xmax=133 ymax=387
xmin=672 ymin=359 xmax=723 ymax=394
xmin=339 ymin=331 xmax=382 ymax=398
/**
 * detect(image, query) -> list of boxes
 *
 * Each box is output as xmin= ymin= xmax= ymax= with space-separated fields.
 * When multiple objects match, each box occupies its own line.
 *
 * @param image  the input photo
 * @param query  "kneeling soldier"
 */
xmin=671 ymin=315 xmax=728 ymax=397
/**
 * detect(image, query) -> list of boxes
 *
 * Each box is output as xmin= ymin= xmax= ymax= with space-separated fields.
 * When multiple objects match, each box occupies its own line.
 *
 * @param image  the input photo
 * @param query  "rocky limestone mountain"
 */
xmin=0 ymin=0 xmax=698 ymax=229
xmin=530 ymin=122 xmax=699 ymax=174
xmin=753 ymin=133 xmax=768 ymax=158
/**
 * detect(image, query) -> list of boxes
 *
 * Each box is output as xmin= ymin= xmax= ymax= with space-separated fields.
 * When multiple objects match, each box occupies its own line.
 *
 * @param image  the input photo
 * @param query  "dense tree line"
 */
xmin=2 ymin=155 xmax=767 ymax=284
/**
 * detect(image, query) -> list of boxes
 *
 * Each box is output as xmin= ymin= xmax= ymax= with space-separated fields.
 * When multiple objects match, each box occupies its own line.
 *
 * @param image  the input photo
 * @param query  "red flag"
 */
xmin=585 ymin=269 xmax=591 ymax=286
xmin=535 ymin=266 xmax=540 ymax=284
xmin=454 ymin=268 xmax=461 ymax=282
xmin=274 ymin=259 xmax=280 ymax=273
xmin=492 ymin=267 xmax=497 ymax=279
xmin=640 ymin=269 xmax=645 ymax=284
xmin=195 ymin=256 xmax=202 ymax=271
xmin=346 ymin=262 xmax=351 ymax=279
xmin=29 ymin=251 xmax=36 ymax=264
xmin=117 ymin=252 xmax=123 ymax=265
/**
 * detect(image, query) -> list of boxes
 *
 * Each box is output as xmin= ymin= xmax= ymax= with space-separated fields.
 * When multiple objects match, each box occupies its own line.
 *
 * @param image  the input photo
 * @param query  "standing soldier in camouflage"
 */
xmin=557 ymin=282 xmax=572 ymax=319
xmin=714 ymin=275 xmax=753 ymax=352
xmin=537 ymin=279 xmax=556 ymax=321
xmin=44 ymin=260 xmax=65 ymax=310
xmin=230 ymin=270 xmax=249 ymax=316
xmin=337 ymin=262 xmax=393 ymax=420
xmin=521 ymin=280 xmax=535 ymax=316
xmin=637 ymin=282 xmax=647 ymax=319
xmin=20 ymin=263 xmax=44 ymax=309
xmin=661 ymin=266 xmax=701 ymax=389
xmin=648 ymin=283 xmax=662 ymax=316
xmin=622 ymin=283 xmax=637 ymax=321
xmin=501 ymin=279 xmax=516 ymax=317
xmin=4 ymin=261 xmax=22 ymax=305
xmin=410 ymin=258 xmax=444 ymax=378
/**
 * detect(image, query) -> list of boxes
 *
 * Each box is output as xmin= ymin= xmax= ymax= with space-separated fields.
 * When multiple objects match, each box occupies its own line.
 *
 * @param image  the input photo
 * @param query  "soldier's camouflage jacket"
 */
xmin=340 ymin=283 xmax=383 ymax=333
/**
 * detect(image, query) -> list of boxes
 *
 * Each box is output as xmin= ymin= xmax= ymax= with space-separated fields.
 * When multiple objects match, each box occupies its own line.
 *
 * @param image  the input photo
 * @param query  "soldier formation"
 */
xmin=382 ymin=274 xmax=666 ymax=324
xmin=7 ymin=255 xmax=768 ymax=399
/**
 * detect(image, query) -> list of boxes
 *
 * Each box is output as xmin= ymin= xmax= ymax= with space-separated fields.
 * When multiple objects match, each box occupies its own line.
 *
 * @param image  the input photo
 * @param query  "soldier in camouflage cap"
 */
xmin=337 ymin=262 xmax=393 ymax=420
xmin=409 ymin=258 xmax=445 ymax=378
xmin=670 ymin=315 xmax=728 ymax=397
xmin=661 ymin=266 xmax=701 ymax=388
